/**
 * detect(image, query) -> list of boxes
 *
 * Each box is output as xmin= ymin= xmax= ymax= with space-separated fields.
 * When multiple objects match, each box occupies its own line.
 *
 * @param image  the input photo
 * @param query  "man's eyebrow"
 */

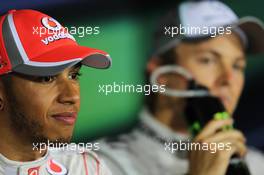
xmin=202 ymin=49 xmax=222 ymax=58
xmin=235 ymin=56 xmax=246 ymax=62
xmin=209 ymin=50 xmax=246 ymax=63
xmin=194 ymin=48 xmax=222 ymax=58
xmin=70 ymin=63 xmax=82 ymax=71
xmin=197 ymin=49 xmax=245 ymax=61
xmin=209 ymin=50 xmax=222 ymax=58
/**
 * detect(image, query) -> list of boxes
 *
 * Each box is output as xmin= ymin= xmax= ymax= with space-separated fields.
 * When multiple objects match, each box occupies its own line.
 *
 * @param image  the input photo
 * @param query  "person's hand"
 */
xmin=188 ymin=118 xmax=247 ymax=175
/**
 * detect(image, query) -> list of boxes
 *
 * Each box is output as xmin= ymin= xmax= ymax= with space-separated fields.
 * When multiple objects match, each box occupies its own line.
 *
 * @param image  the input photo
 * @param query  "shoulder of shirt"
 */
xmin=98 ymin=127 xmax=143 ymax=148
xmin=246 ymin=147 xmax=264 ymax=174
xmin=247 ymin=147 xmax=264 ymax=161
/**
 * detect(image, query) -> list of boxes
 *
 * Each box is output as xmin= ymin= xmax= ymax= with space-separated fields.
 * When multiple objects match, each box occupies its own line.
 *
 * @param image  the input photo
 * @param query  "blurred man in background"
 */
xmin=98 ymin=1 xmax=264 ymax=175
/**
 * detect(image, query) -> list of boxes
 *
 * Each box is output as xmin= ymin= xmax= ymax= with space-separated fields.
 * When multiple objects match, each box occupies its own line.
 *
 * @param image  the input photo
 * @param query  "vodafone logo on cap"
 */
xmin=40 ymin=17 xmax=75 ymax=45
xmin=46 ymin=159 xmax=67 ymax=175
xmin=41 ymin=17 xmax=62 ymax=31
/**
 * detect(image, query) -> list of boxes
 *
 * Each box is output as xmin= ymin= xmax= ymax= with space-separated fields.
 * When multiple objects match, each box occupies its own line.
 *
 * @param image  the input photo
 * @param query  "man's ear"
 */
xmin=147 ymin=57 xmax=169 ymax=85
xmin=147 ymin=57 xmax=161 ymax=74
xmin=0 ymin=80 xmax=6 ymax=111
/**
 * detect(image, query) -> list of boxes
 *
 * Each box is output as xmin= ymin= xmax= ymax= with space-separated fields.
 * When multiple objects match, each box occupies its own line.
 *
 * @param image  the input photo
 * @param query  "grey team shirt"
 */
xmin=0 ymin=146 xmax=112 ymax=175
xmin=97 ymin=108 xmax=264 ymax=175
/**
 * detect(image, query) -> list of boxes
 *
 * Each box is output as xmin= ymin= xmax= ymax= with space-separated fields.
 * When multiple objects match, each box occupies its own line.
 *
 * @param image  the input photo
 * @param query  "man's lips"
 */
xmin=51 ymin=112 xmax=77 ymax=125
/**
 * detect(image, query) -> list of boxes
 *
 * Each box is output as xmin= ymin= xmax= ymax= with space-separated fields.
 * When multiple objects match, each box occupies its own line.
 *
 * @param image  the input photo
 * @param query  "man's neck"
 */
xmin=154 ymin=108 xmax=189 ymax=134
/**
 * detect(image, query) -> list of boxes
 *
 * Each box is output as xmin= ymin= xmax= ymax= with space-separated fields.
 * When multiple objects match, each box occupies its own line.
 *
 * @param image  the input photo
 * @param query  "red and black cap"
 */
xmin=0 ymin=9 xmax=112 ymax=76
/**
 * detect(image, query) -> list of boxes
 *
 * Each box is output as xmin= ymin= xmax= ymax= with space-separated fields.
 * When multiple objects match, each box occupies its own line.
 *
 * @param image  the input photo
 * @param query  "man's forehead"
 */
xmin=177 ymin=34 xmax=245 ymax=54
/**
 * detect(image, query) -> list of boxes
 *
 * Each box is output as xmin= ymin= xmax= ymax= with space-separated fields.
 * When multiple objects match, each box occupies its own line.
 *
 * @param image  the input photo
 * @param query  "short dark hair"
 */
xmin=1 ymin=73 xmax=12 ymax=90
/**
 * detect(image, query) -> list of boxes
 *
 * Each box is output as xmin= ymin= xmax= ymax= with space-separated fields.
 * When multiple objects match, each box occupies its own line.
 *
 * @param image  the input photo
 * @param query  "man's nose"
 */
xmin=217 ymin=65 xmax=234 ymax=86
xmin=57 ymin=79 xmax=80 ymax=105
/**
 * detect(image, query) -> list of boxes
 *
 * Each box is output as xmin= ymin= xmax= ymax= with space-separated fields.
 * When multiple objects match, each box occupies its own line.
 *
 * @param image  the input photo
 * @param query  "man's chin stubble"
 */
xmin=9 ymin=105 xmax=72 ymax=146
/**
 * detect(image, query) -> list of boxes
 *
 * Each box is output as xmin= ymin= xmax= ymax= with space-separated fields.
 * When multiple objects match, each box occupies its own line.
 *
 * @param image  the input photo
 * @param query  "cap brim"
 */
xmin=13 ymin=44 xmax=112 ymax=76
xmin=237 ymin=17 xmax=264 ymax=54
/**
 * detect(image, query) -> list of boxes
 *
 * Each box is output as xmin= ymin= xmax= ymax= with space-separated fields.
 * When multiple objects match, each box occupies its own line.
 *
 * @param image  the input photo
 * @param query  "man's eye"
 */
xmin=69 ymin=72 xmax=82 ymax=80
xmin=198 ymin=57 xmax=216 ymax=65
xmin=233 ymin=63 xmax=246 ymax=72
xmin=40 ymin=76 xmax=56 ymax=83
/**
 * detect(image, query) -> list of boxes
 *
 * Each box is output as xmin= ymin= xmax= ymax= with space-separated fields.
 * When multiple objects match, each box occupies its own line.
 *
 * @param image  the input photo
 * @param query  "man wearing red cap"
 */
xmin=0 ymin=9 xmax=112 ymax=175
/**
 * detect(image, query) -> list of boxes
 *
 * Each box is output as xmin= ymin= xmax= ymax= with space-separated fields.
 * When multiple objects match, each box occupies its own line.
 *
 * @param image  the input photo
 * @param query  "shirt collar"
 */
xmin=0 ymin=149 xmax=50 ymax=167
xmin=139 ymin=107 xmax=190 ymax=142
